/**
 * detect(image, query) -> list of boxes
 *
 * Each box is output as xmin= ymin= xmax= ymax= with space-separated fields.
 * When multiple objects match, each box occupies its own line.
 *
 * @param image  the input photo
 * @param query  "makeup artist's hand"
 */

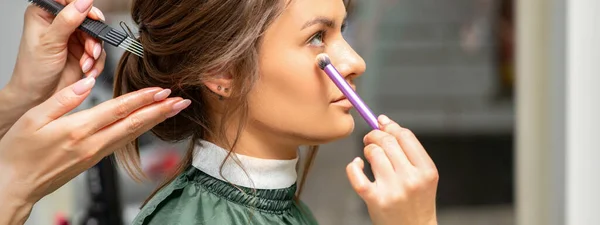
xmin=0 ymin=78 xmax=190 ymax=225
xmin=1 ymin=0 xmax=105 ymax=137
xmin=347 ymin=115 xmax=439 ymax=225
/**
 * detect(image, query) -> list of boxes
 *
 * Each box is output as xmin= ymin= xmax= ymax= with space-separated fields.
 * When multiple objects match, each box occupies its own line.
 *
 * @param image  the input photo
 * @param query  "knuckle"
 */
xmin=19 ymin=112 xmax=38 ymax=128
xmin=377 ymin=195 xmax=401 ymax=210
xmin=57 ymin=12 xmax=79 ymax=26
xmin=79 ymin=149 xmax=96 ymax=162
xmin=388 ymin=191 xmax=408 ymax=204
xmin=354 ymin=183 xmax=371 ymax=196
xmin=127 ymin=115 xmax=144 ymax=135
xmin=54 ymin=92 xmax=75 ymax=108
xmin=423 ymin=169 xmax=440 ymax=183
xmin=381 ymin=135 xmax=397 ymax=146
xmin=364 ymin=130 xmax=384 ymax=144
xmin=363 ymin=131 xmax=376 ymax=144
xmin=24 ymin=6 xmax=36 ymax=21
xmin=399 ymin=128 xmax=414 ymax=139
xmin=364 ymin=144 xmax=381 ymax=158
xmin=67 ymin=128 xmax=88 ymax=142
xmin=365 ymin=143 xmax=379 ymax=151
xmin=404 ymin=179 xmax=421 ymax=192
xmin=114 ymin=97 xmax=130 ymax=118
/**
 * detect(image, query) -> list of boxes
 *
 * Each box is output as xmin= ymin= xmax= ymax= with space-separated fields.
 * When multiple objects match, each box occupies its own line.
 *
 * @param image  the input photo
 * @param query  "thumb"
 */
xmin=27 ymin=77 xmax=96 ymax=128
xmin=46 ymin=0 xmax=94 ymax=45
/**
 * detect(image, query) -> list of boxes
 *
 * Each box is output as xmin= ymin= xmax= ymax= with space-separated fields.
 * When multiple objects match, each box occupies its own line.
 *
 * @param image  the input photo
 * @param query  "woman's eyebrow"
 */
xmin=301 ymin=17 xmax=335 ymax=30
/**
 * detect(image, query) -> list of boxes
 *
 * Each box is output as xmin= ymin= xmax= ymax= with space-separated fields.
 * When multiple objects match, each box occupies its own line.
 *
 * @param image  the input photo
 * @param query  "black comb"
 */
xmin=28 ymin=0 xmax=144 ymax=58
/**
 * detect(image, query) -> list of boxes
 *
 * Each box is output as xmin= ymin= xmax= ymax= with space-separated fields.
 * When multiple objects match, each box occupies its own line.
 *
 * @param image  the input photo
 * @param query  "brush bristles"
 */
xmin=316 ymin=53 xmax=331 ymax=70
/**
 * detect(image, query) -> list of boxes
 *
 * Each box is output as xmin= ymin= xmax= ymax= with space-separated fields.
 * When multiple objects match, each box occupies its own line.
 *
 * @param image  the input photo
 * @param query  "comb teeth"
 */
xmin=118 ymin=37 xmax=144 ymax=58
xmin=28 ymin=0 xmax=64 ymax=16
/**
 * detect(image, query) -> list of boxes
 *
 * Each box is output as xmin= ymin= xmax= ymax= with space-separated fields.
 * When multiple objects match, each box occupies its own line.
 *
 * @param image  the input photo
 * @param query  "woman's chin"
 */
xmin=304 ymin=114 xmax=355 ymax=145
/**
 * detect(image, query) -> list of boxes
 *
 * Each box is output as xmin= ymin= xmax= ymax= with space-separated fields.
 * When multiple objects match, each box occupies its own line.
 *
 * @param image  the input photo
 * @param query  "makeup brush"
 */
xmin=316 ymin=53 xmax=379 ymax=130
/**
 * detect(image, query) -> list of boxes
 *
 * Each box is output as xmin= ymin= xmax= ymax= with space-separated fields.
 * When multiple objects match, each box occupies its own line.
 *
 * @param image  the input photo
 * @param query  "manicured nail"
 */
xmin=172 ymin=99 xmax=191 ymax=112
xmin=167 ymin=99 xmax=191 ymax=118
xmin=166 ymin=109 xmax=182 ymax=118
xmin=82 ymin=58 xmax=93 ymax=73
xmin=153 ymin=89 xmax=171 ymax=101
xmin=93 ymin=43 xmax=102 ymax=60
xmin=378 ymin=115 xmax=391 ymax=125
xmin=353 ymin=157 xmax=361 ymax=163
xmin=72 ymin=77 xmax=95 ymax=95
xmin=75 ymin=0 xmax=93 ymax=13
xmin=86 ymin=68 xmax=98 ymax=78
xmin=92 ymin=7 xmax=105 ymax=21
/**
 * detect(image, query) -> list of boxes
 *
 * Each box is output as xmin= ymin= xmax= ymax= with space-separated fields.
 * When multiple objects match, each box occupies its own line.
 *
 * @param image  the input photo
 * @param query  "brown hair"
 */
xmin=114 ymin=0 xmax=354 ymax=206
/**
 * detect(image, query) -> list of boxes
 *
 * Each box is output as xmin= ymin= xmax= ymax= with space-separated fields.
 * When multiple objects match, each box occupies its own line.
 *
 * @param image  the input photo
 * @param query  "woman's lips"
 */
xmin=331 ymin=96 xmax=353 ymax=108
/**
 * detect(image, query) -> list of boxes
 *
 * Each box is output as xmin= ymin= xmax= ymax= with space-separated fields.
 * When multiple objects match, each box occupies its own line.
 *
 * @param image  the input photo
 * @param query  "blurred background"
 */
xmin=1 ymin=0 xmax=598 ymax=225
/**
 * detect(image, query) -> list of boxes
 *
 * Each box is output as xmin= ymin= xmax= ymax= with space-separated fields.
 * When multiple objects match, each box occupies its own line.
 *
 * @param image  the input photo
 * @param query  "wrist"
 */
xmin=0 ymin=82 xmax=38 ymax=137
xmin=0 ymin=177 xmax=35 ymax=225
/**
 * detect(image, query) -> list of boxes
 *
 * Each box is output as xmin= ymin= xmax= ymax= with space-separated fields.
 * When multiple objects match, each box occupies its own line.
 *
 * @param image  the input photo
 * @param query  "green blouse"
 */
xmin=131 ymin=141 xmax=319 ymax=225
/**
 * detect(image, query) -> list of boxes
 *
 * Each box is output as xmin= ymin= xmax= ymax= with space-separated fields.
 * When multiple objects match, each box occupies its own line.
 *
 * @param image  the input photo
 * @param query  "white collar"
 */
xmin=191 ymin=140 xmax=299 ymax=189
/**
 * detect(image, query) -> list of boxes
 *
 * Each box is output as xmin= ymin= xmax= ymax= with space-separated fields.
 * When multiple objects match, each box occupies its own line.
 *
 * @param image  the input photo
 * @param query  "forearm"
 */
xmin=0 ymin=86 xmax=32 ymax=137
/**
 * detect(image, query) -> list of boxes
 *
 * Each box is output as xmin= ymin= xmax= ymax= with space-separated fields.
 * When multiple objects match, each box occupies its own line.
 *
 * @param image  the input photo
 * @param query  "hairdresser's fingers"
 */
xmin=54 ymin=55 xmax=88 ymax=92
xmin=378 ymin=115 xmax=435 ymax=169
xmin=89 ymin=6 xmax=105 ymax=21
xmin=86 ymin=50 xmax=106 ymax=78
xmin=44 ymin=0 xmax=94 ymax=48
xmin=80 ymin=31 xmax=103 ymax=61
xmin=364 ymin=130 xmax=412 ymax=171
xmin=363 ymin=144 xmax=395 ymax=181
xmin=79 ymin=52 xmax=95 ymax=74
xmin=58 ymin=0 xmax=103 ymax=20
xmin=90 ymin=98 xmax=186 ymax=156
xmin=68 ymin=34 xmax=85 ymax=59
xmin=64 ymin=88 xmax=168 ymax=137
xmin=346 ymin=157 xmax=376 ymax=200
xmin=23 ymin=77 xmax=95 ymax=129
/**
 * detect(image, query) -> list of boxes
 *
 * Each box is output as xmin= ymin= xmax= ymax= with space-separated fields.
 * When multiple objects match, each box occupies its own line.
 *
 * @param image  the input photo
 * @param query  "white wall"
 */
xmin=565 ymin=0 xmax=600 ymax=224
xmin=517 ymin=0 xmax=600 ymax=224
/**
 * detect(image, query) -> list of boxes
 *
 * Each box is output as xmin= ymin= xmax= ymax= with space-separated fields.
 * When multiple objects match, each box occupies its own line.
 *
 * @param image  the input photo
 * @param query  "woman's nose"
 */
xmin=329 ymin=40 xmax=367 ymax=79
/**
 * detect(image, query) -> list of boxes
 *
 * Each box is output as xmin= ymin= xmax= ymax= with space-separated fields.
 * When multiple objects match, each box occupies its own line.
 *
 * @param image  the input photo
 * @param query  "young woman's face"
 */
xmin=248 ymin=0 xmax=366 ymax=145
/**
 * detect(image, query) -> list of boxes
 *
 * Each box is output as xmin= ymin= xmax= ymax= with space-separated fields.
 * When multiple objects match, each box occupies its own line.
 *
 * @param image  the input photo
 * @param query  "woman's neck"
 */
xmin=207 ymin=122 xmax=299 ymax=160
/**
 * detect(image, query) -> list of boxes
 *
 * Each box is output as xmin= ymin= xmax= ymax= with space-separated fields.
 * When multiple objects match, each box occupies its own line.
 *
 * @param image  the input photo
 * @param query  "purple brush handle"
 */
xmin=324 ymin=64 xmax=380 ymax=130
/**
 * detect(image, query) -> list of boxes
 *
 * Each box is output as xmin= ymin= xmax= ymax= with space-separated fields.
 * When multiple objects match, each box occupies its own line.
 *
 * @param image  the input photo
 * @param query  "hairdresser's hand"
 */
xmin=1 ymin=0 xmax=106 ymax=137
xmin=347 ymin=115 xmax=439 ymax=225
xmin=0 ymin=77 xmax=190 ymax=225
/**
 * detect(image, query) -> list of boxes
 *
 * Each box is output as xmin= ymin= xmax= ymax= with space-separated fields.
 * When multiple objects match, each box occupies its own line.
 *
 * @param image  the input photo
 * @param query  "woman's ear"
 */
xmin=203 ymin=73 xmax=233 ymax=98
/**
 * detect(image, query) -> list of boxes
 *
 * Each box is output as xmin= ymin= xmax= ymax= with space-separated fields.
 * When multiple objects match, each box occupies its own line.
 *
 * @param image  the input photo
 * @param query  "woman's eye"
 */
xmin=308 ymin=31 xmax=325 ymax=47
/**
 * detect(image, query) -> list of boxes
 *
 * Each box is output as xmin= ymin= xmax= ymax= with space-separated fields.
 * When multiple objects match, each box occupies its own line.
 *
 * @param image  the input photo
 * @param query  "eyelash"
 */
xmin=308 ymin=30 xmax=326 ymax=48
xmin=307 ymin=22 xmax=348 ymax=48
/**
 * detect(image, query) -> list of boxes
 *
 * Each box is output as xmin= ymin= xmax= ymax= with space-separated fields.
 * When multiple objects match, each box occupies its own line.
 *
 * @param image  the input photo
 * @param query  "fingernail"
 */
xmin=172 ymin=99 xmax=192 ymax=112
xmin=75 ymin=0 xmax=93 ymax=13
xmin=93 ymin=43 xmax=102 ymax=60
xmin=353 ymin=157 xmax=360 ymax=163
xmin=153 ymin=89 xmax=171 ymax=101
xmin=72 ymin=77 xmax=96 ymax=95
xmin=86 ymin=69 xmax=98 ymax=78
xmin=166 ymin=109 xmax=182 ymax=118
xmin=82 ymin=58 xmax=93 ymax=73
xmin=378 ymin=115 xmax=391 ymax=125
xmin=92 ymin=7 xmax=105 ymax=21
xmin=166 ymin=99 xmax=191 ymax=118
